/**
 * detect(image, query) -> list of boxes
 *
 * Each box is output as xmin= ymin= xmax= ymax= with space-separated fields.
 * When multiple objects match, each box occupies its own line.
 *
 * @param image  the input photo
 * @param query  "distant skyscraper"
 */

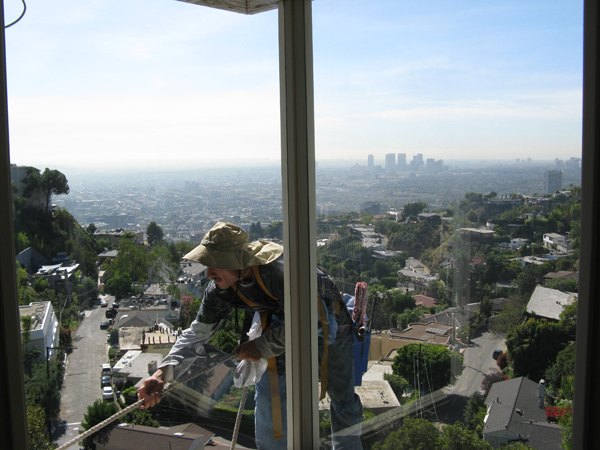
xmin=385 ymin=153 xmax=396 ymax=172
xmin=397 ymin=153 xmax=406 ymax=171
xmin=368 ymin=154 xmax=374 ymax=168
xmin=566 ymin=157 xmax=581 ymax=171
xmin=544 ymin=170 xmax=563 ymax=194
xmin=417 ymin=153 xmax=424 ymax=166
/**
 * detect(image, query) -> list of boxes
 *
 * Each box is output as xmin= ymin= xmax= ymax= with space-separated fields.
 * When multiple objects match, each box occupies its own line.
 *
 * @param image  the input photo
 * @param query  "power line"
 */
xmin=5 ymin=0 xmax=26 ymax=29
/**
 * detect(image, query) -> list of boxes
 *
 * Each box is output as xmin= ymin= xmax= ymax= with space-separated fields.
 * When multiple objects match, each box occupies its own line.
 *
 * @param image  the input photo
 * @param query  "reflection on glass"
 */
xmin=8 ymin=1 xmax=279 ymax=449
xmin=314 ymin=1 xmax=581 ymax=448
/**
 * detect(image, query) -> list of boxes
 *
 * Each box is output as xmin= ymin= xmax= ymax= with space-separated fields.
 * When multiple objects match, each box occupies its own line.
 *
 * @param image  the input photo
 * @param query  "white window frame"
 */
xmin=1 ymin=1 xmax=600 ymax=448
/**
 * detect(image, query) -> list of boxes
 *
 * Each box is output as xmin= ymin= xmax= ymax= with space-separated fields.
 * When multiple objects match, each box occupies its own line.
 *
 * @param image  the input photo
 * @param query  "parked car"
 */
xmin=105 ymin=308 xmax=117 ymax=319
xmin=102 ymin=386 xmax=114 ymax=401
xmin=100 ymin=299 xmax=108 ymax=307
xmin=100 ymin=321 xmax=109 ymax=330
xmin=101 ymin=375 xmax=111 ymax=388
xmin=112 ymin=301 xmax=120 ymax=309
xmin=101 ymin=363 xmax=112 ymax=376
xmin=492 ymin=349 xmax=503 ymax=360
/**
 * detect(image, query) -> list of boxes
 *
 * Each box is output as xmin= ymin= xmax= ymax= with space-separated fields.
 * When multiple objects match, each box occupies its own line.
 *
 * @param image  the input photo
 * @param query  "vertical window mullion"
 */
xmin=574 ymin=0 xmax=600 ymax=448
xmin=0 ymin=2 xmax=29 ymax=448
xmin=279 ymin=0 xmax=319 ymax=448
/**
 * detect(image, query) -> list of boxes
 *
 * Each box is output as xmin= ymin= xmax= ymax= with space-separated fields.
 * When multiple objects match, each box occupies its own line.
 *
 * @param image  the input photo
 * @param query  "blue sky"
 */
xmin=4 ymin=0 xmax=583 ymax=170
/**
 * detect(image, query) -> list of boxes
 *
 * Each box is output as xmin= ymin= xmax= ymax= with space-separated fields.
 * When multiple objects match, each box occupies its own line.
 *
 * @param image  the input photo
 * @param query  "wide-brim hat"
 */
xmin=183 ymin=222 xmax=283 ymax=270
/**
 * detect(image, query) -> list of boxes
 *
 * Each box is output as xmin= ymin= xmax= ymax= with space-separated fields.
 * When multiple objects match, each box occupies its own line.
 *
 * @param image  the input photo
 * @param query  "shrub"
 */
xmin=496 ymin=352 xmax=510 ymax=370
xmin=545 ymin=405 xmax=572 ymax=423
xmin=481 ymin=372 xmax=507 ymax=393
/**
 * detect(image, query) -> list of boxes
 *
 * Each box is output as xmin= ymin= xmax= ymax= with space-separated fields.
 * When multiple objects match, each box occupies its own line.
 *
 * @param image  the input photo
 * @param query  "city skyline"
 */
xmin=5 ymin=1 xmax=583 ymax=170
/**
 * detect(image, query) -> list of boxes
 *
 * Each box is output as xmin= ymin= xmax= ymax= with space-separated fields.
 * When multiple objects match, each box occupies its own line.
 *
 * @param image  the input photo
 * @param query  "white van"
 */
xmin=101 ymin=363 xmax=112 ymax=376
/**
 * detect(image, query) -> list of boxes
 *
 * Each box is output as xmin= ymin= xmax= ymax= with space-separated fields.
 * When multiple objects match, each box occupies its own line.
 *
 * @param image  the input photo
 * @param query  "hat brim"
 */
xmin=183 ymin=240 xmax=283 ymax=270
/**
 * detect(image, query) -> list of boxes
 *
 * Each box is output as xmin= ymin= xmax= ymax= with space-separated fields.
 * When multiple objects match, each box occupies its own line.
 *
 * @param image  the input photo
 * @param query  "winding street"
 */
xmin=53 ymin=294 xmax=114 ymax=449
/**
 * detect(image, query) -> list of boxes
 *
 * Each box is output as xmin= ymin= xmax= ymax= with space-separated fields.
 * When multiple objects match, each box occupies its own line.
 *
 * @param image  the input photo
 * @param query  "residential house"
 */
xmin=95 ymin=228 xmax=144 ymax=245
xmin=18 ymin=301 xmax=59 ymax=361
xmin=543 ymin=271 xmax=578 ymax=287
xmin=34 ymin=260 xmax=80 ymax=292
xmin=413 ymin=294 xmax=439 ymax=309
xmin=15 ymin=247 xmax=48 ymax=275
xmin=471 ymin=256 xmax=486 ymax=270
xmin=458 ymin=228 xmax=495 ymax=241
xmin=113 ymin=309 xmax=179 ymax=331
xmin=422 ymin=306 xmax=478 ymax=331
xmin=371 ymin=250 xmax=403 ymax=261
xmin=112 ymin=350 xmax=165 ymax=388
xmin=483 ymin=377 xmax=561 ymax=449
xmin=177 ymin=260 xmax=208 ymax=298
xmin=368 ymin=323 xmax=453 ymax=361
xmin=97 ymin=249 xmax=118 ymax=265
xmin=543 ymin=233 xmax=567 ymax=250
xmin=509 ymin=238 xmax=529 ymax=250
xmin=526 ymin=285 xmax=577 ymax=321
xmin=510 ymin=255 xmax=550 ymax=269
xmin=132 ymin=352 xmax=235 ymax=418
xmin=94 ymin=423 xmax=224 ymax=450
xmin=417 ymin=212 xmax=441 ymax=224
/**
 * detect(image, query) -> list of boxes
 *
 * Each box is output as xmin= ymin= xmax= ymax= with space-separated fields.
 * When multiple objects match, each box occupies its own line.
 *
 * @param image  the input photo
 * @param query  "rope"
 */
xmin=230 ymin=364 xmax=251 ymax=450
xmin=56 ymin=399 xmax=144 ymax=450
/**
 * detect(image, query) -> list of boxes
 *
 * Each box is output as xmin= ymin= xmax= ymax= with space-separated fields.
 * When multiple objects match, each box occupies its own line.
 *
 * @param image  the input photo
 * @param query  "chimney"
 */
xmin=538 ymin=379 xmax=546 ymax=408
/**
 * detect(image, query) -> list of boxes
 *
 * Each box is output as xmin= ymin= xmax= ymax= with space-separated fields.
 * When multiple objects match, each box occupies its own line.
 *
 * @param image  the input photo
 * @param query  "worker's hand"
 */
xmin=234 ymin=341 xmax=262 ymax=362
xmin=137 ymin=373 xmax=164 ymax=409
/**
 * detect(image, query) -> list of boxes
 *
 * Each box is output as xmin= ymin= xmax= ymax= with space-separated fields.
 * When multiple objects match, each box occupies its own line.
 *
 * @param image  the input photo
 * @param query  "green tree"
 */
xmin=392 ymin=343 xmax=463 ymax=392
xmin=105 ymin=272 xmax=135 ymax=301
xmin=27 ymin=404 xmax=57 ymax=450
xmin=264 ymin=221 xmax=283 ymax=240
xmin=516 ymin=267 xmax=538 ymax=300
xmin=103 ymin=237 xmax=149 ymax=299
xmin=506 ymin=318 xmax=574 ymax=381
xmin=464 ymin=392 xmax=487 ymax=433
xmin=438 ymin=422 xmax=493 ymax=450
xmin=480 ymin=296 xmax=493 ymax=318
xmin=80 ymin=399 xmax=120 ymax=449
xmin=383 ymin=373 xmax=408 ymax=403
xmin=121 ymin=407 xmax=160 ymax=427
xmin=146 ymin=221 xmax=164 ymax=247
xmin=22 ymin=167 xmax=70 ymax=213
xmin=86 ymin=222 xmax=97 ymax=235
xmin=548 ymin=278 xmax=578 ymax=293
xmin=545 ymin=343 xmax=576 ymax=399
xmin=249 ymin=222 xmax=263 ymax=240
xmin=489 ymin=296 xmax=526 ymax=335
xmin=402 ymin=201 xmax=427 ymax=219
xmin=372 ymin=417 xmax=439 ymax=450
xmin=559 ymin=408 xmax=573 ymax=450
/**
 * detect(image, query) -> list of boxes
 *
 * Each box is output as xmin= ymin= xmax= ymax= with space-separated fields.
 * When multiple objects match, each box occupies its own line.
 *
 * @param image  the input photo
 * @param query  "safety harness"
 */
xmin=232 ymin=265 xmax=339 ymax=441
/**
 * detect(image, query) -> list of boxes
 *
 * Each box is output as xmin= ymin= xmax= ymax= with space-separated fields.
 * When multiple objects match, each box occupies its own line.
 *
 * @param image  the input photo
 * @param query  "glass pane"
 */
xmin=313 ymin=1 xmax=582 ymax=448
xmin=7 ymin=1 xmax=279 ymax=448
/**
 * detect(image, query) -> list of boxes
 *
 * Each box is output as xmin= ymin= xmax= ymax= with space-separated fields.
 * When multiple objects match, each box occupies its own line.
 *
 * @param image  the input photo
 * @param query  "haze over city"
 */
xmin=4 ymin=0 xmax=583 ymax=172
